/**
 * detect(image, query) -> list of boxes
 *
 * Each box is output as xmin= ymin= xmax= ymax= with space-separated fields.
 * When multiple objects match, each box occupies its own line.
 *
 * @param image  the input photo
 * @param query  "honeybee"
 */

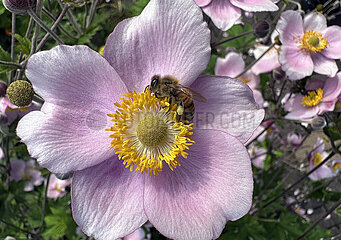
xmin=146 ymin=75 xmax=207 ymax=123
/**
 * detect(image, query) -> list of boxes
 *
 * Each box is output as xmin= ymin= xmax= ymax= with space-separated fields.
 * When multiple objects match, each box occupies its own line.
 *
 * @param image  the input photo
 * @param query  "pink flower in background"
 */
xmin=248 ymin=145 xmax=267 ymax=169
xmin=215 ymin=51 xmax=266 ymax=107
xmin=10 ymin=159 xmax=44 ymax=191
xmin=285 ymin=72 xmax=341 ymax=121
xmin=194 ymin=0 xmax=278 ymax=31
xmin=276 ymin=10 xmax=341 ymax=80
xmin=286 ymin=132 xmax=302 ymax=147
xmin=47 ymin=174 xmax=71 ymax=200
xmin=308 ymin=137 xmax=335 ymax=181
xmin=16 ymin=0 xmax=264 ymax=239
xmin=117 ymin=228 xmax=148 ymax=240
xmin=0 ymin=96 xmax=40 ymax=125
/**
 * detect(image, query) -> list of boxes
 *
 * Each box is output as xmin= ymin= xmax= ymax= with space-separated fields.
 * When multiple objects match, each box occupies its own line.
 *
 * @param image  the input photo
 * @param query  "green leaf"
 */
xmin=0 ymin=45 xmax=11 ymax=61
xmin=0 ymin=1 xmax=6 ymax=15
xmin=13 ymin=33 xmax=31 ymax=55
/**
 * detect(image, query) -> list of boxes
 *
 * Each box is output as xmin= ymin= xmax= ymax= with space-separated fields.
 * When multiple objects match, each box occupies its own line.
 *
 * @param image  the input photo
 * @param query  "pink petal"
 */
xmin=305 ymin=78 xmax=324 ymax=91
xmin=215 ymin=52 xmax=244 ymax=77
xmin=144 ymin=129 xmax=253 ymax=240
xmin=276 ymin=10 xmax=304 ymax=46
xmin=318 ymin=100 xmax=337 ymax=114
xmin=202 ymin=0 xmax=241 ymax=31
xmin=323 ymin=72 xmax=341 ymax=102
xmin=251 ymin=45 xmax=280 ymax=75
xmin=311 ymin=54 xmax=338 ymax=77
xmin=252 ymin=89 xmax=265 ymax=108
xmin=71 ymin=159 xmax=147 ymax=240
xmin=243 ymin=70 xmax=260 ymax=89
xmin=321 ymin=26 xmax=341 ymax=59
xmin=284 ymin=94 xmax=319 ymax=121
xmin=279 ymin=45 xmax=313 ymax=80
xmin=303 ymin=11 xmax=327 ymax=32
xmin=194 ymin=0 xmax=212 ymax=7
xmin=123 ymin=228 xmax=145 ymax=240
xmin=230 ymin=0 xmax=278 ymax=12
xmin=104 ymin=0 xmax=210 ymax=92
xmin=190 ymin=75 xmax=264 ymax=144
xmin=18 ymin=45 xmax=127 ymax=173
xmin=10 ymin=159 xmax=26 ymax=181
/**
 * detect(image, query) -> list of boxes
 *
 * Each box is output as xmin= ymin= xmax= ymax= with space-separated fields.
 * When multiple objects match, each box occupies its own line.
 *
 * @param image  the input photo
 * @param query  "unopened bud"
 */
xmin=0 ymin=113 xmax=8 ymax=125
xmin=310 ymin=116 xmax=326 ymax=130
xmin=55 ymin=172 xmax=73 ymax=180
xmin=316 ymin=4 xmax=323 ymax=12
xmin=0 ymin=82 xmax=8 ymax=97
xmin=6 ymin=80 xmax=34 ymax=107
xmin=254 ymin=20 xmax=270 ymax=38
xmin=2 ymin=0 xmax=36 ymax=14
xmin=272 ymin=68 xmax=286 ymax=81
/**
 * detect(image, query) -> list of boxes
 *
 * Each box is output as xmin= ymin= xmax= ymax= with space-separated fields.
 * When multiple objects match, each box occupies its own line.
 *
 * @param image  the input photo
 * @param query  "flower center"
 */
xmin=299 ymin=31 xmax=328 ymax=53
xmin=106 ymin=90 xmax=194 ymax=176
xmin=238 ymin=76 xmax=251 ymax=84
xmin=54 ymin=183 xmax=63 ymax=192
xmin=313 ymin=152 xmax=323 ymax=166
xmin=332 ymin=163 xmax=341 ymax=171
xmin=136 ymin=115 xmax=168 ymax=147
xmin=301 ymin=88 xmax=323 ymax=107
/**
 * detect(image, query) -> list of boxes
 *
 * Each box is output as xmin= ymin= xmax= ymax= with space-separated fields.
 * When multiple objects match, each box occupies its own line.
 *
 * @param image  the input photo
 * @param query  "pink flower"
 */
xmin=16 ymin=0 xmax=264 ymax=239
xmin=10 ymin=159 xmax=44 ymax=191
xmin=0 ymin=96 xmax=40 ymax=125
xmin=47 ymin=174 xmax=71 ymax=200
xmin=215 ymin=51 xmax=266 ymax=107
xmin=117 ymin=228 xmax=147 ymax=240
xmin=276 ymin=10 xmax=341 ymax=80
xmin=248 ymin=145 xmax=267 ymax=169
xmin=286 ymin=132 xmax=302 ymax=147
xmin=195 ymin=0 xmax=278 ymax=31
xmin=308 ymin=137 xmax=335 ymax=181
xmin=285 ymin=72 xmax=341 ymax=121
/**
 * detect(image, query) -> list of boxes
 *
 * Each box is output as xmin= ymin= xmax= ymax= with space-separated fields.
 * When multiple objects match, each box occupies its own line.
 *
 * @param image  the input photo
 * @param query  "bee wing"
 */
xmin=181 ymin=86 xmax=207 ymax=103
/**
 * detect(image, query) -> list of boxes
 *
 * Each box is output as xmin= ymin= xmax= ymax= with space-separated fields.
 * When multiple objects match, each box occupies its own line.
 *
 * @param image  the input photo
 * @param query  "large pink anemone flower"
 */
xmin=276 ymin=10 xmax=341 ymax=80
xmin=194 ymin=0 xmax=278 ymax=31
xmin=285 ymin=72 xmax=341 ymax=121
xmin=16 ymin=0 xmax=264 ymax=239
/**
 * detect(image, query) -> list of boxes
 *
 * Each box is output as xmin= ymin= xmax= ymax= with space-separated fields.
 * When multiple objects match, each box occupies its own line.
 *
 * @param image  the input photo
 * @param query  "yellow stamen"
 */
xmin=238 ymin=76 xmax=251 ymax=84
xmin=313 ymin=152 xmax=323 ymax=166
xmin=332 ymin=163 xmax=341 ymax=171
xmin=106 ymin=90 xmax=194 ymax=176
xmin=54 ymin=184 xmax=63 ymax=192
xmin=301 ymin=88 xmax=323 ymax=107
xmin=299 ymin=31 xmax=328 ymax=53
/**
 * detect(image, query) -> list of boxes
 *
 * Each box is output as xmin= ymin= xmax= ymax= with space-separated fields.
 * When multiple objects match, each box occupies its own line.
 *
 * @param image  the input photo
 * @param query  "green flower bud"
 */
xmin=6 ymin=80 xmax=34 ymax=107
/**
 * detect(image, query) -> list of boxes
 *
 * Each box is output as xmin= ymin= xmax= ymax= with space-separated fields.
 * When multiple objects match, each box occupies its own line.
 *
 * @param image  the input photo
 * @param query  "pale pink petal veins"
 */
xmin=321 ymin=26 xmax=341 ymax=59
xmin=215 ymin=52 xmax=244 ymax=77
xmin=276 ymin=10 xmax=304 ymax=46
xmin=311 ymin=54 xmax=338 ymax=77
xmin=303 ymin=11 xmax=327 ymax=32
xmin=144 ymin=129 xmax=253 ymax=240
xmin=18 ymin=45 xmax=127 ymax=173
xmin=202 ymin=0 xmax=241 ymax=31
xmin=279 ymin=45 xmax=313 ymax=80
xmin=72 ymin=159 xmax=147 ymax=240
xmin=323 ymin=72 xmax=341 ymax=102
xmin=230 ymin=0 xmax=278 ymax=12
xmin=104 ymin=0 xmax=210 ymax=92
xmin=190 ymin=76 xmax=264 ymax=144
xmin=194 ymin=0 xmax=212 ymax=7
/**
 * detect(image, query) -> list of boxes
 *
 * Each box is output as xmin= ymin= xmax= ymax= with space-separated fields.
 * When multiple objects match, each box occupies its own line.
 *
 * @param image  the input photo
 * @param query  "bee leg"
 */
xmin=144 ymin=85 xmax=150 ymax=93
xmin=176 ymin=101 xmax=184 ymax=122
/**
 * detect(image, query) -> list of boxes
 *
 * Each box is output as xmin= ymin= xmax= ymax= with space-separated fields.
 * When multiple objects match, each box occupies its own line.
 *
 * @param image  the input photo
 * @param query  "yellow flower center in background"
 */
xmin=313 ymin=152 xmax=323 ymax=166
xmin=106 ymin=90 xmax=194 ymax=176
xmin=301 ymin=88 xmax=323 ymax=107
xmin=332 ymin=163 xmax=341 ymax=171
xmin=300 ymin=31 xmax=328 ymax=53
xmin=238 ymin=76 xmax=251 ymax=84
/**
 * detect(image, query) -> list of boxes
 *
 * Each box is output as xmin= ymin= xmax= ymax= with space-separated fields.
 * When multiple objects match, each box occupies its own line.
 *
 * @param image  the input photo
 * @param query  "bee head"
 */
xmin=151 ymin=75 xmax=160 ymax=88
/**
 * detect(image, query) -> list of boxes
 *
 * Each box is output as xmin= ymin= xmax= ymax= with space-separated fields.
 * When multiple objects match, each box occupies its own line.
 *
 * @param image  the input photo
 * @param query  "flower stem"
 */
xmin=236 ymin=42 xmax=276 ymax=78
xmin=10 ymin=13 xmax=16 ymax=83
xmin=37 ymin=4 xmax=71 ymax=51
xmin=213 ymin=30 xmax=255 ymax=47
xmin=86 ymin=0 xmax=99 ymax=28
xmin=36 ymin=173 xmax=51 ymax=235
xmin=27 ymin=8 xmax=64 ymax=44
xmin=0 ymin=60 xmax=22 ymax=69
xmin=57 ymin=0 xmax=83 ymax=35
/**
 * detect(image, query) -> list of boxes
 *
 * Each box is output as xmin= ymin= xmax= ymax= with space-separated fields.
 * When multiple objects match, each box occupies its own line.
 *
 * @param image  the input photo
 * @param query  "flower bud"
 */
xmin=272 ymin=68 xmax=286 ymax=81
xmin=0 ymin=113 xmax=8 ymax=125
xmin=6 ymin=80 xmax=34 ymax=107
xmin=2 ymin=0 xmax=36 ymax=14
xmin=0 ymin=82 xmax=8 ymax=97
xmin=310 ymin=116 xmax=326 ymax=130
xmin=254 ymin=20 xmax=270 ymax=38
